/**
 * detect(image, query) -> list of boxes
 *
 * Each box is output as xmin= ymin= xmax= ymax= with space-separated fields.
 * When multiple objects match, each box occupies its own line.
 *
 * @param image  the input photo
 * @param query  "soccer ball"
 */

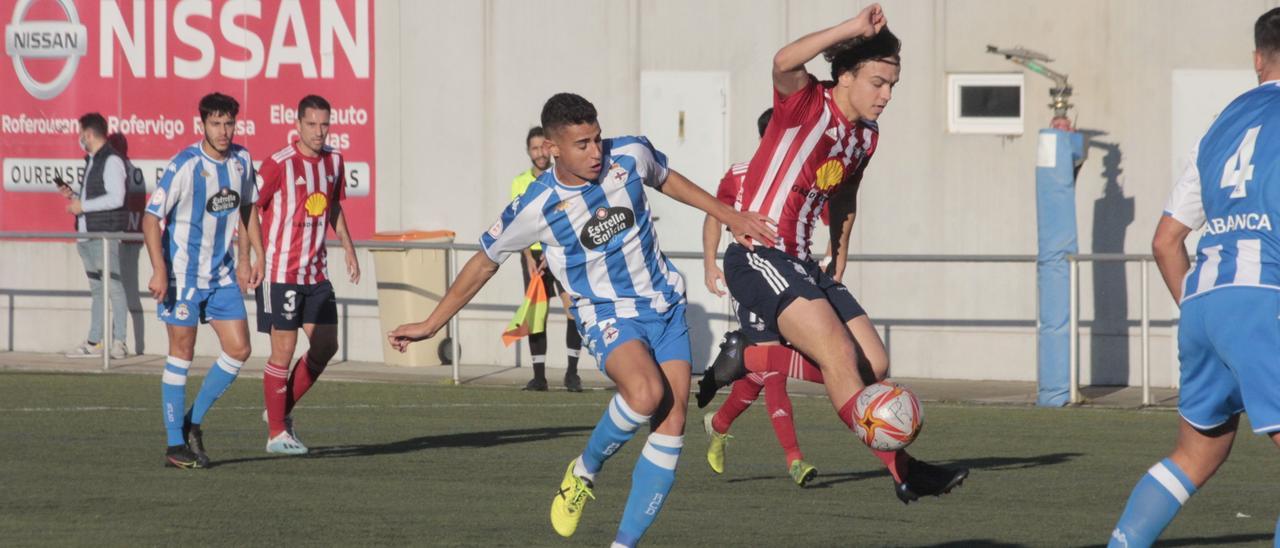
xmin=851 ymin=381 xmax=923 ymax=451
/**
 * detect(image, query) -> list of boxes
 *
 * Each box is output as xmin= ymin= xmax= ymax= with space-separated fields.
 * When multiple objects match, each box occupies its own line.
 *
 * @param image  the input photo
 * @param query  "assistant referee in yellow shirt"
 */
xmin=511 ymin=126 xmax=583 ymax=391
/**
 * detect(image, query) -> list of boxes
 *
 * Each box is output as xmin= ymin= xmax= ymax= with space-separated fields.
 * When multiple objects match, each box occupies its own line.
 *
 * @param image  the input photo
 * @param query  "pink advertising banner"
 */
xmin=1 ymin=0 xmax=376 ymax=237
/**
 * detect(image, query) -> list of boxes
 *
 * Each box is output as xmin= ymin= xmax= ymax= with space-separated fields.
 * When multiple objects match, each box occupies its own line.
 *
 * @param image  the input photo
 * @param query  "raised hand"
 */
xmin=850 ymin=3 xmax=887 ymax=38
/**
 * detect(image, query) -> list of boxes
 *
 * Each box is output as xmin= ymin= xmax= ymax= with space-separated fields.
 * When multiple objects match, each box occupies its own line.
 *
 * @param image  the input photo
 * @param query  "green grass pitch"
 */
xmin=1 ymin=372 xmax=1276 ymax=547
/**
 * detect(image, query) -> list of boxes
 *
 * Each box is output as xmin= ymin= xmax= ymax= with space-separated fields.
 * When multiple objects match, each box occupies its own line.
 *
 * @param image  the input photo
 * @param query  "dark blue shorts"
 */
xmin=255 ymin=280 xmax=338 ymax=334
xmin=723 ymin=243 xmax=866 ymax=344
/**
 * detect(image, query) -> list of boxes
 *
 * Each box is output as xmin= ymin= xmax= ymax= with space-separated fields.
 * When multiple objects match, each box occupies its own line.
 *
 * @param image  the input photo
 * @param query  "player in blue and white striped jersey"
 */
xmin=1109 ymin=9 xmax=1280 ymax=547
xmin=389 ymin=93 xmax=775 ymax=547
xmin=141 ymin=92 xmax=265 ymax=470
xmin=484 ymin=136 xmax=683 ymax=331
xmin=147 ymin=140 xmax=256 ymax=292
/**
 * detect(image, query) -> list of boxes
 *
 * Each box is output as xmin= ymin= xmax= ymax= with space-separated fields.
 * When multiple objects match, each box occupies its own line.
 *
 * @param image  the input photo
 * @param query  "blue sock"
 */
xmin=161 ymin=356 xmax=191 ymax=446
xmin=614 ymin=433 xmax=683 ymax=548
xmin=188 ymin=353 xmax=243 ymax=425
xmin=576 ymin=394 xmax=649 ymax=479
xmin=1110 ymin=458 xmax=1197 ymax=547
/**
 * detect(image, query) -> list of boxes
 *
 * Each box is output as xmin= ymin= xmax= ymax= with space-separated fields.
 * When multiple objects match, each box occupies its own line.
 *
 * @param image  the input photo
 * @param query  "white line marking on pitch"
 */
xmin=0 ymin=402 xmax=606 ymax=413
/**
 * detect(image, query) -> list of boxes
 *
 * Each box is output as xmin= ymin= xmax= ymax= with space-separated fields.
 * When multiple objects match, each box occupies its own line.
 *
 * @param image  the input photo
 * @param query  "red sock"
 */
xmin=762 ymin=372 xmax=802 ymax=464
xmin=711 ymin=375 xmax=765 ymax=433
xmin=838 ymin=394 xmax=909 ymax=483
xmin=285 ymin=354 xmax=325 ymax=416
xmin=263 ymin=362 xmax=290 ymax=437
xmin=744 ymin=345 xmax=771 ymax=373
xmin=872 ymin=448 xmax=910 ymax=483
xmin=775 ymin=347 xmax=825 ymax=383
xmin=748 ymin=345 xmax=826 ymax=383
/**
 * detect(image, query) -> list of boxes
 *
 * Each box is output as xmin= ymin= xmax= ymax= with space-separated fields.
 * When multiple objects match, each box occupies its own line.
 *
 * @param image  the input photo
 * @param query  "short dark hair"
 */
xmin=198 ymin=92 xmax=240 ymax=122
xmin=540 ymin=93 xmax=598 ymax=134
xmin=756 ymin=108 xmax=773 ymax=138
xmin=526 ymin=126 xmax=545 ymax=147
xmin=78 ymin=112 xmax=107 ymax=137
xmin=823 ymin=27 xmax=901 ymax=81
xmin=1257 ymin=8 xmax=1280 ymax=57
xmin=298 ymin=94 xmax=331 ymax=119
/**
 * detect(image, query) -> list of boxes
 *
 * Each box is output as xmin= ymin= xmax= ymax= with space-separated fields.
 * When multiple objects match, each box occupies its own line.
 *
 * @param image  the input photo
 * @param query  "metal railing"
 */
xmin=349 ymin=238 xmax=471 ymax=384
xmin=1 ymin=232 xmax=144 ymax=372
xmin=1067 ymin=253 xmax=1173 ymax=406
xmin=0 ymin=232 xmax=475 ymax=383
xmin=0 ymin=231 xmax=1178 ymax=405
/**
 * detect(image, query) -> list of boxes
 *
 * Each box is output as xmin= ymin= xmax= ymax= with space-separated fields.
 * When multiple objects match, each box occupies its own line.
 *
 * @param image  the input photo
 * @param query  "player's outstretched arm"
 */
xmin=387 ymin=251 xmax=500 ymax=351
xmin=657 ymin=169 xmax=776 ymax=249
xmin=1152 ymin=215 xmax=1193 ymax=303
xmin=773 ymin=3 xmax=886 ymax=96
xmin=141 ymin=215 xmax=168 ymax=302
xmin=702 ymin=213 xmax=727 ymax=296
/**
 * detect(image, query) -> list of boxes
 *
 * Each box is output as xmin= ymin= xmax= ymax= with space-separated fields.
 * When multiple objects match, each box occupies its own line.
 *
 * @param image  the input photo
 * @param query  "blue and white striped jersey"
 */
xmin=1166 ymin=81 xmax=1280 ymax=302
xmin=145 ymin=142 xmax=255 ymax=290
xmin=481 ymin=136 xmax=686 ymax=328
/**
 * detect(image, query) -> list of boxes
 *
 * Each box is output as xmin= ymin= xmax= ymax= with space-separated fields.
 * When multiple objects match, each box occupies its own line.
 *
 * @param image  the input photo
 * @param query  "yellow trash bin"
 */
xmin=370 ymin=230 xmax=457 ymax=366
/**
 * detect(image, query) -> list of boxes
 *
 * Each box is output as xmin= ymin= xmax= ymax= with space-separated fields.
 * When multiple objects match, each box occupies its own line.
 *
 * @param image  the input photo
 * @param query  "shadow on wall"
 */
xmin=1088 ymin=140 xmax=1134 ymax=387
xmin=119 ymin=243 xmax=147 ymax=353
xmin=108 ymin=132 xmax=149 ymax=354
xmin=685 ymin=301 xmax=714 ymax=373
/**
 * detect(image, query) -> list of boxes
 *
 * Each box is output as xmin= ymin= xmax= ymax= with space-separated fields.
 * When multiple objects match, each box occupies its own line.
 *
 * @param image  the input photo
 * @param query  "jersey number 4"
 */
xmin=1221 ymin=125 xmax=1260 ymax=199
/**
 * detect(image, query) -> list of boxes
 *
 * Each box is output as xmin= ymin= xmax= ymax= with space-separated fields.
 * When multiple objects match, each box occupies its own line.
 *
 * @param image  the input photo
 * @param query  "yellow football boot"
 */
xmin=789 ymin=459 xmax=817 ymax=487
xmin=550 ymin=459 xmax=595 ymax=537
xmin=704 ymin=413 xmax=732 ymax=474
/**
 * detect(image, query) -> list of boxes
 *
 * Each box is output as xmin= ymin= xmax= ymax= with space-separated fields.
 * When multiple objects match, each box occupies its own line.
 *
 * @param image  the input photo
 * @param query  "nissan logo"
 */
xmin=4 ymin=0 xmax=86 ymax=100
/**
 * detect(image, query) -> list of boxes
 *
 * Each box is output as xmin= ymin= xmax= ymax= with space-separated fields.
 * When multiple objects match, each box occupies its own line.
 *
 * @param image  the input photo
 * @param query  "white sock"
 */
xmin=573 ymin=454 xmax=596 ymax=483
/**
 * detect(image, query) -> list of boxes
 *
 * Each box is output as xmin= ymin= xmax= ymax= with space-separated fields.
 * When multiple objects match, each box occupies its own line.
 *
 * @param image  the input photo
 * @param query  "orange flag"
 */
xmin=502 ymin=274 xmax=549 ymax=347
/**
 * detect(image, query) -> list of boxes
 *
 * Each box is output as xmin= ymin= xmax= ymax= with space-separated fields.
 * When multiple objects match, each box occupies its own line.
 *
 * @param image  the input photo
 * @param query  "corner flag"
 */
xmin=502 ymin=274 xmax=548 ymax=346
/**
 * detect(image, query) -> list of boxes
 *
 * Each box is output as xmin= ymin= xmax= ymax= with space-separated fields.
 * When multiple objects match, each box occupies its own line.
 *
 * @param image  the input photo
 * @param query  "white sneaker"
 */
xmin=64 ymin=341 xmax=102 ymax=358
xmin=262 ymin=410 xmax=300 ymax=442
xmin=109 ymin=341 xmax=128 ymax=360
xmin=266 ymin=431 xmax=309 ymax=455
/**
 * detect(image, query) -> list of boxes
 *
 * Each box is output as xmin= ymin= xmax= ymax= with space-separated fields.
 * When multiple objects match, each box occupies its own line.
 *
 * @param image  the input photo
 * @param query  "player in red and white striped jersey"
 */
xmin=252 ymin=95 xmax=361 ymax=455
xmin=717 ymin=4 xmax=969 ymax=503
xmin=738 ymin=80 xmax=878 ymax=264
xmin=259 ymin=138 xmax=348 ymax=286
xmin=698 ymin=108 xmax=828 ymax=487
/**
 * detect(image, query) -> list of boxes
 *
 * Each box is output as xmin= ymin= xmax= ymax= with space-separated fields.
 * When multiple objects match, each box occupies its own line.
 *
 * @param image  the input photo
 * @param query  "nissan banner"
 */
xmin=1 ymin=0 xmax=376 ymax=237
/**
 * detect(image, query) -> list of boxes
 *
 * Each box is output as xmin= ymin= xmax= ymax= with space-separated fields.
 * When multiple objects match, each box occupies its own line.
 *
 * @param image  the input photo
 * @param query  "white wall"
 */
xmin=367 ymin=0 xmax=1275 ymax=384
xmin=0 ymin=241 xmax=385 ymax=363
xmin=6 ymin=0 xmax=1275 ymax=385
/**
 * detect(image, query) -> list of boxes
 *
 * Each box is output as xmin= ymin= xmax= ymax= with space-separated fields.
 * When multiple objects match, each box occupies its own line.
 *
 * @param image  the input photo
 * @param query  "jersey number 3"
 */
xmin=1221 ymin=125 xmax=1260 ymax=199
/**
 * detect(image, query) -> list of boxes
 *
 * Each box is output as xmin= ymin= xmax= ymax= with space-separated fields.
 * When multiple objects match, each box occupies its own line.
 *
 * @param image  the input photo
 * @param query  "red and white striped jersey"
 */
xmin=738 ymin=76 xmax=878 ymax=261
xmin=715 ymin=161 xmax=750 ymax=209
xmin=256 ymin=142 xmax=346 ymax=285
xmin=721 ymin=160 xmax=836 ymax=227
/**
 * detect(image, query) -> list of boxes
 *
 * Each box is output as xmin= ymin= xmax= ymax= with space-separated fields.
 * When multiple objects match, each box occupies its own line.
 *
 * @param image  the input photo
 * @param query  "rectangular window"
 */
xmin=948 ymin=73 xmax=1024 ymax=135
